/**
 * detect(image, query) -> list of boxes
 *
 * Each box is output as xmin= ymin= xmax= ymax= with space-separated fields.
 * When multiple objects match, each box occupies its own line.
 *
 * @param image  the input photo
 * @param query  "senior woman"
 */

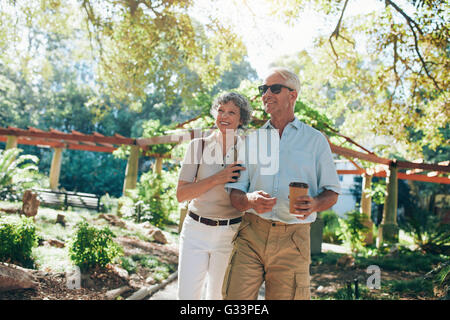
xmin=176 ymin=92 xmax=252 ymax=300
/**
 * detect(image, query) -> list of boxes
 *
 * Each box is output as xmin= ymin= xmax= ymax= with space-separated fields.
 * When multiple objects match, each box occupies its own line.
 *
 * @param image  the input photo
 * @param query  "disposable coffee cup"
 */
xmin=289 ymin=182 xmax=308 ymax=214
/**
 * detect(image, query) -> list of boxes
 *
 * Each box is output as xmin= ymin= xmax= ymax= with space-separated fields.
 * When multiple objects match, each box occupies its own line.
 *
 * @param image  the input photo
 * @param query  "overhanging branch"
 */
xmin=329 ymin=0 xmax=355 ymax=63
xmin=385 ymin=0 xmax=441 ymax=91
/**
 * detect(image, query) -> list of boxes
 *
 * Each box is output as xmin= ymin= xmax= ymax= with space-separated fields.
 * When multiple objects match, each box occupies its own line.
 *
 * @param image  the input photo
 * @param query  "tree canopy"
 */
xmin=0 ymin=0 xmax=247 ymax=105
xmin=258 ymin=0 xmax=448 ymax=159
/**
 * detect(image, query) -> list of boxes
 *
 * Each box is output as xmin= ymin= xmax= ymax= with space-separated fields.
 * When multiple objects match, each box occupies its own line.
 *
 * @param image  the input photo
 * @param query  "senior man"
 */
xmin=222 ymin=67 xmax=340 ymax=300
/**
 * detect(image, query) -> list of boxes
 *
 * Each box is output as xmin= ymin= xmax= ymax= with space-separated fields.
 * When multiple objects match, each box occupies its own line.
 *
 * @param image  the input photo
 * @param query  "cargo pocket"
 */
xmin=293 ymin=273 xmax=311 ymax=300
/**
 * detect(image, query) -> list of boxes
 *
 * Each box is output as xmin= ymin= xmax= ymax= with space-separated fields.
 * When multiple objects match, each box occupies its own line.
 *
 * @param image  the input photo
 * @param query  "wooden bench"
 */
xmin=35 ymin=189 xmax=103 ymax=212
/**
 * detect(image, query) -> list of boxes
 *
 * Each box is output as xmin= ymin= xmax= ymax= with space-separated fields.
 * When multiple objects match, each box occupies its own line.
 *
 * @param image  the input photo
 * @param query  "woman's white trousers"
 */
xmin=177 ymin=214 xmax=239 ymax=300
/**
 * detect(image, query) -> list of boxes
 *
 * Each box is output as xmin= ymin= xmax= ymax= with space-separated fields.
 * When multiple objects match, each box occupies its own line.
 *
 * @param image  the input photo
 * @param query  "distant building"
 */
xmin=331 ymin=160 xmax=358 ymax=217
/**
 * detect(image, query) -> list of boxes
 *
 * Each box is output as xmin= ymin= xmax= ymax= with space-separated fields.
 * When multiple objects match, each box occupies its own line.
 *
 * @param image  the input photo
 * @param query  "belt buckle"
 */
xmin=215 ymin=220 xmax=219 ymax=226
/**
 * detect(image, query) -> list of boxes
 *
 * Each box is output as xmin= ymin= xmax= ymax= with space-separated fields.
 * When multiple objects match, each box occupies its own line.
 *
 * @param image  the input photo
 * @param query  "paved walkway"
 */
xmin=149 ymin=243 xmax=348 ymax=300
xmin=150 ymin=279 xmax=266 ymax=300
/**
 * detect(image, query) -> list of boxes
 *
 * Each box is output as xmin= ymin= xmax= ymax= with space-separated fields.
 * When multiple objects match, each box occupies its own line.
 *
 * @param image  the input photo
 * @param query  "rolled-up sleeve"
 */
xmin=316 ymin=135 xmax=341 ymax=195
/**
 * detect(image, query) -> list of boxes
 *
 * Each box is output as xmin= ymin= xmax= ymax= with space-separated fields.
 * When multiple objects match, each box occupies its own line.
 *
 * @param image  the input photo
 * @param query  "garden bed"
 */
xmin=0 ymin=204 xmax=179 ymax=300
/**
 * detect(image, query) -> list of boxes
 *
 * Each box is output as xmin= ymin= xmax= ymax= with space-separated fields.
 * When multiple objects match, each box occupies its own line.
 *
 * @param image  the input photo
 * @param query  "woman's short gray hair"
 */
xmin=210 ymin=92 xmax=253 ymax=128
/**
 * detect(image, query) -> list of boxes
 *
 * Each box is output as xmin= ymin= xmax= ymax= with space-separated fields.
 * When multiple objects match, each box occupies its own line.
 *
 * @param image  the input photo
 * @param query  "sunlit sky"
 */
xmin=191 ymin=0 xmax=386 ymax=78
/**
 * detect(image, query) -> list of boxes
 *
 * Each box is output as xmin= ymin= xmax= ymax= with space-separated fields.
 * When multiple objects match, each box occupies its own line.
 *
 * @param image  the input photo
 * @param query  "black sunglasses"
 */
xmin=258 ymin=84 xmax=294 ymax=95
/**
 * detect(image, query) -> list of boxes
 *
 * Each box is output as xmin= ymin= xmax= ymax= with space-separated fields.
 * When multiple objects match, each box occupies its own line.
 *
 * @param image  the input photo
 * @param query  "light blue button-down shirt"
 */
xmin=226 ymin=117 xmax=341 ymax=224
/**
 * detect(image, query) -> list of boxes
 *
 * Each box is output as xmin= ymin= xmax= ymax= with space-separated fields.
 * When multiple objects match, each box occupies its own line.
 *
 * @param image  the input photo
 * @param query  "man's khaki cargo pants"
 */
xmin=222 ymin=212 xmax=311 ymax=300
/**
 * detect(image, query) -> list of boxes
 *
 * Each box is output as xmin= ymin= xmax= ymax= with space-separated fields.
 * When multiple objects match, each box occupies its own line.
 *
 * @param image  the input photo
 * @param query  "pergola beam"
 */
xmin=0 ymin=127 xmax=134 ymax=145
xmin=337 ymin=169 xmax=449 ymax=184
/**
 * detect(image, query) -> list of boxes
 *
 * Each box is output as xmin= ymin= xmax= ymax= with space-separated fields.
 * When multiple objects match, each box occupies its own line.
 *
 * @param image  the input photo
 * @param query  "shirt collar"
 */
xmin=261 ymin=117 xmax=302 ymax=130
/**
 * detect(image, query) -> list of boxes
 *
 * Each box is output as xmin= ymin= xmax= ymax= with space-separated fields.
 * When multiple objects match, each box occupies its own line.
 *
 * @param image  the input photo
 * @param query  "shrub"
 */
xmin=119 ymin=256 xmax=137 ymax=274
xmin=0 ymin=216 xmax=38 ymax=267
xmin=69 ymin=221 xmax=122 ymax=272
xmin=321 ymin=210 xmax=342 ymax=244
xmin=402 ymin=207 xmax=450 ymax=255
xmin=121 ymin=168 xmax=179 ymax=227
xmin=337 ymin=209 xmax=369 ymax=254
xmin=130 ymin=254 xmax=176 ymax=283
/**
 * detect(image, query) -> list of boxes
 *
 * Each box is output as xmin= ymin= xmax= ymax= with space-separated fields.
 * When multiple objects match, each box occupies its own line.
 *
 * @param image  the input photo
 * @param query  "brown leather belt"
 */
xmin=189 ymin=211 xmax=242 ymax=226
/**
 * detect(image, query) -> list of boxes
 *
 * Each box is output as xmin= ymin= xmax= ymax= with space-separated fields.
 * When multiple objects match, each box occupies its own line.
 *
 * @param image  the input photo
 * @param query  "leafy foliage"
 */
xmin=337 ymin=209 xmax=369 ymax=254
xmin=69 ymin=221 xmax=123 ymax=272
xmin=321 ymin=210 xmax=342 ymax=244
xmin=402 ymin=207 xmax=450 ymax=255
xmin=0 ymin=0 xmax=247 ymax=104
xmin=0 ymin=148 xmax=40 ymax=201
xmin=0 ymin=216 xmax=38 ymax=268
xmin=269 ymin=0 xmax=449 ymax=159
xmin=120 ymin=169 xmax=179 ymax=227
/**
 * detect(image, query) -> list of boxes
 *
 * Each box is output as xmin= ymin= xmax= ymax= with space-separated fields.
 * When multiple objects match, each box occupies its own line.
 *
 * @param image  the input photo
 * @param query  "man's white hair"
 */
xmin=265 ymin=67 xmax=301 ymax=94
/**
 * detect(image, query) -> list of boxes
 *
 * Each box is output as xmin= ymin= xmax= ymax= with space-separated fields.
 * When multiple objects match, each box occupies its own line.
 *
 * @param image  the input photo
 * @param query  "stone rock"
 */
xmin=0 ymin=263 xmax=38 ymax=292
xmin=139 ymin=221 xmax=152 ymax=229
xmin=336 ymin=255 xmax=355 ymax=269
xmin=149 ymin=229 xmax=167 ymax=245
xmin=109 ymin=264 xmax=130 ymax=281
xmin=56 ymin=214 xmax=66 ymax=227
xmin=21 ymin=190 xmax=40 ymax=219
xmin=43 ymin=239 xmax=65 ymax=248
xmin=145 ymin=276 xmax=155 ymax=285
xmin=99 ymin=214 xmax=126 ymax=228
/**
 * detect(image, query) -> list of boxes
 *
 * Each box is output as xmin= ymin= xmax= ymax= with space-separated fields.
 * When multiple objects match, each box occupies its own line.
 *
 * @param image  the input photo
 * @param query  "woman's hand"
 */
xmin=176 ymin=162 xmax=246 ymax=203
xmin=214 ymin=162 xmax=246 ymax=184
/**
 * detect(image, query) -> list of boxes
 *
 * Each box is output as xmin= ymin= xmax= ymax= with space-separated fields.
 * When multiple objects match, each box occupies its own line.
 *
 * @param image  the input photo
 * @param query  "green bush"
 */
xmin=69 ymin=221 xmax=123 ymax=272
xmin=122 ymin=168 xmax=179 ymax=227
xmin=130 ymin=254 xmax=176 ymax=283
xmin=402 ymin=207 xmax=450 ymax=255
xmin=0 ymin=216 xmax=38 ymax=267
xmin=119 ymin=256 xmax=138 ymax=274
xmin=321 ymin=210 xmax=342 ymax=244
xmin=337 ymin=209 xmax=369 ymax=254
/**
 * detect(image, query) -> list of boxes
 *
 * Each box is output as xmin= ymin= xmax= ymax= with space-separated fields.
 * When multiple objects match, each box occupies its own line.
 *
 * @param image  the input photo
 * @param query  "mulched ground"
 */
xmin=0 ymin=237 xmax=434 ymax=300
xmin=0 ymin=235 xmax=178 ymax=300
xmin=310 ymin=263 xmax=424 ymax=299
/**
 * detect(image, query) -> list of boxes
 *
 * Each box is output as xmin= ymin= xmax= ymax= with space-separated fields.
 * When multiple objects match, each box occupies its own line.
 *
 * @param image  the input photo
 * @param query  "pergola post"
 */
xmin=360 ymin=173 xmax=374 ymax=245
xmin=153 ymin=156 xmax=163 ymax=174
xmin=49 ymin=148 xmax=63 ymax=190
xmin=122 ymin=145 xmax=140 ymax=194
xmin=5 ymin=136 xmax=18 ymax=150
xmin=378 ymin=161 xmax=399 ymax=246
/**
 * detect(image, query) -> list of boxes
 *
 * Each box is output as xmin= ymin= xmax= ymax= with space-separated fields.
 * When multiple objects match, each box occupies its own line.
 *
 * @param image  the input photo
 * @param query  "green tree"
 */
xmin=0 ymin=0 xmax=247 ymax=104
xmin=262 ymin=0 xmax=448 ymax=159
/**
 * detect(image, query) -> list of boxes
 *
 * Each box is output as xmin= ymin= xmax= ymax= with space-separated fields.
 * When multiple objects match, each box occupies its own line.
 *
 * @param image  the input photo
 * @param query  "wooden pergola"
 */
xmin=1 ymin=122 xmax=449 ymax=246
